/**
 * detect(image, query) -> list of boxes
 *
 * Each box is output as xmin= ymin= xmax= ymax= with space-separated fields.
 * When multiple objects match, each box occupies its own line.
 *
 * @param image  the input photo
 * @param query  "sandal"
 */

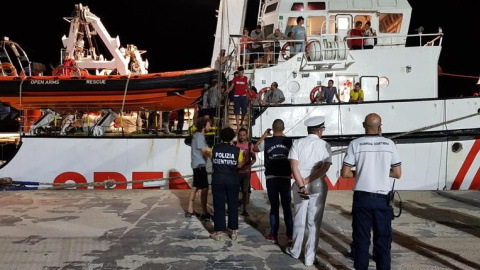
xmin=210 ymin=232 xmax=222 ymax=241
xmin=185 ymin=211 xmax=198 ymax=218
xmin=231 ymin=231 xmax=238 ymax=241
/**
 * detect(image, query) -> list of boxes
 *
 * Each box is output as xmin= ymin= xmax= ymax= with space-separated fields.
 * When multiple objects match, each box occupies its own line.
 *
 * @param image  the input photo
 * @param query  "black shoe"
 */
xmin=241 ymin=211 xmax=250 ymax=217
xmin=201 ymin=213 xmax=213 ymax=220
xmin=345 ymin=252 xmax=354 ymax=261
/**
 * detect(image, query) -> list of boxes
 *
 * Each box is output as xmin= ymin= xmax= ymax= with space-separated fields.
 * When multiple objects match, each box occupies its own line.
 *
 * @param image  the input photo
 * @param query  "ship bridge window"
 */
xmin=291 ymin=2 xmax=304 ymax=11
xmin=308 ymin=16 xmax=327 ymax=35
xmin=265 ymin=2 xmax=278 ymax=13
xmin=354 ymin=15 xmax=372 ymax=28
xmin=264 ymin=24 xmax=274 ymax=37
xmin=379 ymin=13 xmax=403 ymax=33
xmin=308 ymin=2 xmax=326 ymax=10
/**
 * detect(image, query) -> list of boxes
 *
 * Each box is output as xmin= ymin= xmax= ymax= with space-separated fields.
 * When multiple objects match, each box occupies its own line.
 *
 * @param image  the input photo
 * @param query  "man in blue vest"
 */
xmin=254 ymin=119 xmax=293 ymax=244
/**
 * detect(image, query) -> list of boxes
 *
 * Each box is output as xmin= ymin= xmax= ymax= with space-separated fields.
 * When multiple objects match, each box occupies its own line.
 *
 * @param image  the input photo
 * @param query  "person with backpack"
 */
xmin=235 ymin=127 xmax=256 ymax=216
xmin=363 ymin=21 xmax=377 ymax=49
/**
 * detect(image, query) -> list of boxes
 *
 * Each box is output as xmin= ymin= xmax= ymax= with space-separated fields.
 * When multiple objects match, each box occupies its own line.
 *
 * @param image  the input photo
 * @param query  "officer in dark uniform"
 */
xmin=254 ymin=119 xmax=294 ymax=243
xmin=210 ymin=127 xmax=244 ymax=241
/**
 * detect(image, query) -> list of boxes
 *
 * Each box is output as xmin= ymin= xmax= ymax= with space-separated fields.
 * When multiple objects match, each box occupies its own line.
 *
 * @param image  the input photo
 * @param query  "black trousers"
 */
xmin=212 ymin=175 xmax=240 ymax=231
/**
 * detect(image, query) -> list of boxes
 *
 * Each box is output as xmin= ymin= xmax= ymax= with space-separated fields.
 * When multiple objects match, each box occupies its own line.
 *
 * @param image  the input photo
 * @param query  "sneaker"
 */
xmin=284 ymin=247 xmax=299 ymax=259
xmin=265 ymin=235 xmax=277 ymax=243
xmin=241 ymin=211 xmax=250 ymax=217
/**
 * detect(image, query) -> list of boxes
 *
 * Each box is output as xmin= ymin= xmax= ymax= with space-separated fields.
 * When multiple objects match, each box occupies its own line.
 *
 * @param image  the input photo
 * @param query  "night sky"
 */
xmin=2 ymin=0 xmax=479 ymax=97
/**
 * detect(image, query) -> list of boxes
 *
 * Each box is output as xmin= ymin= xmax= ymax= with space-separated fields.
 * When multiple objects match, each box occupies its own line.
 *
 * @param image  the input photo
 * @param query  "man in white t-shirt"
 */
xmin=341 ymin=113 xmax=402 ymax=270
xmin=286 ymin=116 xmax=332 ymax=266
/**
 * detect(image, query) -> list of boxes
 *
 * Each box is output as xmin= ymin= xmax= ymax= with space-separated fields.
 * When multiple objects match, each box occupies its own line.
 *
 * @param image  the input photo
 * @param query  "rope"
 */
xmin=120 ymin=74 xmax=132 ymax=121
xmin=440 ymin=73 xmax=479 ymax=79
xmin=332 ymin=110 xmax=480 ymax=155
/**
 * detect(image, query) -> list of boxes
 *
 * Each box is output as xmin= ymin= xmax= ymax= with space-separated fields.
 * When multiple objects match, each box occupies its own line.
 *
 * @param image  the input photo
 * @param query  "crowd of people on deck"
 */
xmin=186 ymin=111 xmax=401 ymax=269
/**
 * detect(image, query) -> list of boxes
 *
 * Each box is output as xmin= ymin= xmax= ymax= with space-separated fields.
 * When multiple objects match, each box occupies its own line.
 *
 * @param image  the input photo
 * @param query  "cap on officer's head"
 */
xmin=304 ymin=116 xmax=325 ymax=128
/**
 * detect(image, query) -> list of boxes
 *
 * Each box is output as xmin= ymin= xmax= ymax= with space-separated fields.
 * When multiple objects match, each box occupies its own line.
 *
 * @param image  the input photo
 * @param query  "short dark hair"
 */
xmin=195 ymin=116 xmax=211 ymax=131
xmin=365 ymin=21 xmax=371 ymax=26
xmin=238 ymin=66 xmax=244 ymax=72
xmin=238 ymin=127 xmax=248 ymax=135
xmin=272 ymin=119 xmax=285 ymax=132
xmin=271 ymin=82 xmax=278 ymax=88
xmin=256 ymin=25 xmax=262 ymax=30
xmin=307 ymin=125 xmax=324 ymax=134
xmin=297 ymin=16 xmax=304 ymax=23
xmin=219 ymin=127 xmax=236 ymax=142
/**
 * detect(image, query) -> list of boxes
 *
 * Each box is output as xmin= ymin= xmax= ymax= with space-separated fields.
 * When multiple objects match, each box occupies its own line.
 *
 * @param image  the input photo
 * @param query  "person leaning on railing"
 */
xmin=267 ymin=29 xmax=285 ymax=65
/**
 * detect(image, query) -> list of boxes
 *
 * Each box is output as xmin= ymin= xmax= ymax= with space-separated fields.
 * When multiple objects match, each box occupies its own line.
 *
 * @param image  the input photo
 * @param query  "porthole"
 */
xmin=379 ymin=77 xmax=389 ymax=88
xmin=451 ymin=142 xmax=463 ymax=153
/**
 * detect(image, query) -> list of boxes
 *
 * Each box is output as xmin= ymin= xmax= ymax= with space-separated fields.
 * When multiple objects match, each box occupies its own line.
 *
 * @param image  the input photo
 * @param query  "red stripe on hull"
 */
xmin=451 ymin=140 xmax=480 ymax=190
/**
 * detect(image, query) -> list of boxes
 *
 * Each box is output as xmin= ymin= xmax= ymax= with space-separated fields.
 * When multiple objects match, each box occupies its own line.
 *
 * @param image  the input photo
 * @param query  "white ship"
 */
xmin=1 ymin=0 xmax=479 ymax=191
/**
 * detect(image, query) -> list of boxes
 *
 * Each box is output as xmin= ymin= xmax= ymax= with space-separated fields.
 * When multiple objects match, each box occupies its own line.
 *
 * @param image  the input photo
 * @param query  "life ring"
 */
xmin=258 ymin=87 xmax=270 ymax=103
xmin=281 ymin=43 xmax=292 ymax=61
xmin=1 ymin=62 xmax=18 ymax=76
xmin=310 ymin=86 xmax=323 ymax=103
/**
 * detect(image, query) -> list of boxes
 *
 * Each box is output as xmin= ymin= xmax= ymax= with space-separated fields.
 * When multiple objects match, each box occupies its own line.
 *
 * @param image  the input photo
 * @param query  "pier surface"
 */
xmin=0 ymin=189 xmax=478 ymax=269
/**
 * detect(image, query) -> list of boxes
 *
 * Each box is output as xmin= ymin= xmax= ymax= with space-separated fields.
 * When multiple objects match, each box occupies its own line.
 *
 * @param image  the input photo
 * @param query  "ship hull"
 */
xmin=0 ymin=127 xmax=478 ymax=190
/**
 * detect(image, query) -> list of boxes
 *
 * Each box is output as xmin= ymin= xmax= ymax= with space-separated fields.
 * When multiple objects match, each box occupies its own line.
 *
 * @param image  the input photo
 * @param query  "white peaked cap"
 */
xmin=304 ymin=116 xmax=325 ymax=127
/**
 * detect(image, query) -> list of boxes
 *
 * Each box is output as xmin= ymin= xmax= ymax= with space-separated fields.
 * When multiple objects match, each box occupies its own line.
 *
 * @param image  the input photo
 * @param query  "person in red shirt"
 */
xmin=227 ymin=66 xmax=249 ymax=132
xmin=348 ymin=21 xmax=364 ymax=50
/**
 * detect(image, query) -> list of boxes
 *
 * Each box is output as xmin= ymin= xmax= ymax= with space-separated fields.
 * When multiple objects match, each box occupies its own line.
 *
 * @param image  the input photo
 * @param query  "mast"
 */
xmin=210 ymin=0 xmax=248 ymax=69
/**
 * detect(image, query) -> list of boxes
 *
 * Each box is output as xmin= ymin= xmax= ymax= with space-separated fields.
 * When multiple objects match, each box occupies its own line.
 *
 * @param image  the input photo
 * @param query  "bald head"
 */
xmin=363 ymin=113 xmax=382 ymax=134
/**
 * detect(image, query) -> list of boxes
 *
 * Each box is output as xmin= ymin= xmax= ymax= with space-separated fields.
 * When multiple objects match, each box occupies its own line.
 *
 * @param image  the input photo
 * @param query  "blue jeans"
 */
xmin=352 ymin=191 xmax=394 ymax=270
xmin=266 ymin=177 xmax=293 ymax=237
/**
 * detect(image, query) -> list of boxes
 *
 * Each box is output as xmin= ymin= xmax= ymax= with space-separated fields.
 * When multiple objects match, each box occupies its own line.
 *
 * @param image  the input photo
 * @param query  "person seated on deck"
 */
xmin=261 ymin=82 xmax=285 ymax=105
xmin=349 ymin=82 xmax=364 ymax=103
xmin=315 ymin=80 xmax=341 ymax=104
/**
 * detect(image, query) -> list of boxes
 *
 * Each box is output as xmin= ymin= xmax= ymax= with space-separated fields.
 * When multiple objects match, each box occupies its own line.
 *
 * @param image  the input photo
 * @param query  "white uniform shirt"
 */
xmin=343 ymin=135 xmax=401 ymax=194
xmin=288 ymin=134 xmax=332 ymax=191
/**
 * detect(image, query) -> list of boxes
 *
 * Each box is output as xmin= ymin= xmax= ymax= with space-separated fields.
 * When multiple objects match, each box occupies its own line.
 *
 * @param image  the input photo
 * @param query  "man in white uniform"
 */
xmin=341 ymin=113 xmax=402 ymax=270
xmin=286 ymin=116 xmax=332 ymax=266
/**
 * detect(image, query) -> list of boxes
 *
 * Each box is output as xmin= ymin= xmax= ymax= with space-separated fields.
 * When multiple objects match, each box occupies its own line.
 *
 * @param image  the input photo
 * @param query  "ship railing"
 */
xmin=344 ymin=32 xmax=443 ymax=49
xmin=231 ymin=31 xmax=443 ymax=72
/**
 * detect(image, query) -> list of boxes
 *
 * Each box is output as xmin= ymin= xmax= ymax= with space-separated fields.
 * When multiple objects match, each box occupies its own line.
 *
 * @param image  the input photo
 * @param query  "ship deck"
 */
xmin=0 ymin=189 xmax=478 ymax=269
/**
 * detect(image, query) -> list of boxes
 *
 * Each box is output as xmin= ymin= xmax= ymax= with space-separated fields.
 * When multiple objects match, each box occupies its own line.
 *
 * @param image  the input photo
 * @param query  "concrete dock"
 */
xmin=0 ymin=189 xmax=478 ymax=269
